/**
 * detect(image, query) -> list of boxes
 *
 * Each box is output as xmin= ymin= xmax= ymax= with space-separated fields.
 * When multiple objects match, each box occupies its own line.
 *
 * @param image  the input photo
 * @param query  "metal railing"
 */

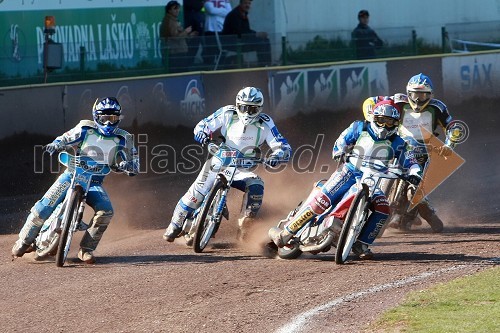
xmin=3 ymin=22 xmax=499 ymax=87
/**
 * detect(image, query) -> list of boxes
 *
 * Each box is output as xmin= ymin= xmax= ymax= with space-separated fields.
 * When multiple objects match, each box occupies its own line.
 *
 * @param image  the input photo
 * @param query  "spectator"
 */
xmin=351 ymin=9 xmax=383 ymax=60
xmin=203 ymin=0 xmax=232 ymax=65
xmin=160 ymin=0 xmax=198 ymax=73
xmin=222 ymin=0 xmax=272 ymax=67
xmin=183 ymin=0 xmax=205 ymax=67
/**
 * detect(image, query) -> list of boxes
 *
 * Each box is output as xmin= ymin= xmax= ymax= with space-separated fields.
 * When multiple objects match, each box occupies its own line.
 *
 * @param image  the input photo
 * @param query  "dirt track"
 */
xmin=1 ymin=98 xmax=499 ymax=332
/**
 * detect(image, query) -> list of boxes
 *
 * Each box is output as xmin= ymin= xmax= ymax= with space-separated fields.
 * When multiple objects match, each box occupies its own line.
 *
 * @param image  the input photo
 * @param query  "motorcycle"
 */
xmin=383 ymin=141 xmax=444 ymax=232
xmin=33 ymin=150 xmax=111 ymax=267
xmin=176 ymin=138 xmax=270 ymax=253
xmin=265 ymin=154 xmax=405 ymax=264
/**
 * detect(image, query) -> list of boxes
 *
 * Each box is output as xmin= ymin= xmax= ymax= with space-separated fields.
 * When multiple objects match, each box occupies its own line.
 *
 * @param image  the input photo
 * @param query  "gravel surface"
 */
xmin=1 ymin=98 xmax=499 ymax=333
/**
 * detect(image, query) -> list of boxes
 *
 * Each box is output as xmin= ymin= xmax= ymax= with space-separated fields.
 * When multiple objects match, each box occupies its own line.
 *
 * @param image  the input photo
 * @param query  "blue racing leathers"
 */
xmin=16 ymin=120 xmax=139 ymax=251
xmin=284 ymin=120 xmax=420 ymax=245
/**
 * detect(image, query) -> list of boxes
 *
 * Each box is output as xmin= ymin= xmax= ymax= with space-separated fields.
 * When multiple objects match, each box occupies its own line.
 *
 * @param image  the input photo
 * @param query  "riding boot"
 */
xmin=417 ymin=200 xmax=444 ymax=233
xmin=269 ymin=206 xmax=316 ymax=247
xmin=163 ymin=201 xmax=193 ymax=242
xmin=400 ymin=207 xmax=419 ymax=231
xmin=237 ymin=216 xmax=254 ymax=241
xmin=12 ymin=213 xmax=44 ymax=257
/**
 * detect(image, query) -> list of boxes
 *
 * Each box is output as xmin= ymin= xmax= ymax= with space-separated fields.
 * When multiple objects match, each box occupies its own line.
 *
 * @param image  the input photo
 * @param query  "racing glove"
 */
xmin=437 ymin=144 xmax=453 ymax=157
xmin=267 ymin=150 xmax=285 ymax=167
xmin=406 ymin=164 xmax=423 ymax=186
xmin=45 ymin=141 xmax=64 ymax=155
xmin=118 ymin=160 xmax=137 ymax=176
xmin=194 ymin=131 xmax=209 ymax=146
xmin=332 ymin=152 xmax=345 ymax=162
xmin=407 ymin=175 xmax=421 ymax=186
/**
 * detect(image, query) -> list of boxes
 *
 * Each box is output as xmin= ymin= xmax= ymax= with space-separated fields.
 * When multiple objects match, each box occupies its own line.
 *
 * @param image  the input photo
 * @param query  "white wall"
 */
xmin=241 ymin=0 xmax=500 ymax=44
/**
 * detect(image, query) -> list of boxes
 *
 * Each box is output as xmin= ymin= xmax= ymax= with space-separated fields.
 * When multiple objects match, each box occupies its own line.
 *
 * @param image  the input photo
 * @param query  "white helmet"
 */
xmin=370 ymin=100 xmax=401 ymax=139
xmin=406 ymin=73 xmax=434 ymax=112
xmin=235 ymin=87 xmax=263 ymax=126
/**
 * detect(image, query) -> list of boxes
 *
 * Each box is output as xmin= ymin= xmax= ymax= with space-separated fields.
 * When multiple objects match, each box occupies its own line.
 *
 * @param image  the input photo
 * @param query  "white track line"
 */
xmin=275 ymin=264 xmax=469 ymax=333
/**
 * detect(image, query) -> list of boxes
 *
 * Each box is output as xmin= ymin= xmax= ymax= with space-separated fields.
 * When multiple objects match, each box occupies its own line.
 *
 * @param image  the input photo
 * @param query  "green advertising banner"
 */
xmin=1 ymin=3 xmax=165 ymax=78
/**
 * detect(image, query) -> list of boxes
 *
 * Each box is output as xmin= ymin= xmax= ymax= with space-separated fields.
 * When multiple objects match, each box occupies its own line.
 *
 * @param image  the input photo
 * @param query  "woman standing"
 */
xmin=160 ymin=1 xmax=199 ymax=73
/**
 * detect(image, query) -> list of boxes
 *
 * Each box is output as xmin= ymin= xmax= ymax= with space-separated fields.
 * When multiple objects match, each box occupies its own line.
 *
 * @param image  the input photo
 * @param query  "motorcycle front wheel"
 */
xmin=193 ymin=180 xmax=225 ymax=253
xmin=55 ymin=187 xmax=83 ymax=267
xmin=335 ymin=184 xmax=369 ymax=264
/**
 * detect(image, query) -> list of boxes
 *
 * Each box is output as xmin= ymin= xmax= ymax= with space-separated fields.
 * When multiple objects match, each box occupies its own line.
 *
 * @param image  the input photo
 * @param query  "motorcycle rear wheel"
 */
xmin=335 ymin=184 xmax=369 ymax=264
xmin=277 ymin=241 xmax=302 ymax=259
xmin=34 ymin=234 xmax=59 ymax=261
xmin=55 ymin=187 xmax=83 ymax=267
xmin=193 ymin=180 xmax=225 ymax=253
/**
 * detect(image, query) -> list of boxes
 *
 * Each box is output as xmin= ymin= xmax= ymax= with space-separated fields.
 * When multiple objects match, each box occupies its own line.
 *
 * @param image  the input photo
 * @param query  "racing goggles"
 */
xmin=238 ymin=104 xmax=260 ymax=115
xmin=408 ymin=91 xmax=431 ymax=103
xmin=374 ymin=116 xmax=399 ymax=128
xmin=97 ymin=114 xmax=120 ymax=125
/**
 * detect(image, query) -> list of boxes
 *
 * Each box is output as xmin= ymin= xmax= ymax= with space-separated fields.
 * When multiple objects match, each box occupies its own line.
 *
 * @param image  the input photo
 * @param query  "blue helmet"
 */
xmin=406 ymin=73 xmax=434 ymax=112
xmin=92 ymin=97 xmax=122 ymax=136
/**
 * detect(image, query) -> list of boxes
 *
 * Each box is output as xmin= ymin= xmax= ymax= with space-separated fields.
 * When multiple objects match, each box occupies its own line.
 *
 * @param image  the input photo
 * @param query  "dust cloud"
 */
xmin=2 ymin=98 xmax=498 ymax=244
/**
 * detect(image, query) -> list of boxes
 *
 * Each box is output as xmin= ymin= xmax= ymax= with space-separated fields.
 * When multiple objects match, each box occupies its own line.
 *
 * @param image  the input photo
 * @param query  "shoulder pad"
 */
xmin=78 ymin=120 xmax=97 ymax=129
xmin=113 ymin=127 xmax=132 ymax=139
xmin=221 ymin=105 xmax=238 ymax=117
xmin=258 ymin=113 xmax=272 ymax=124
xmin=428 ymin=98 xmax=448 ymax=113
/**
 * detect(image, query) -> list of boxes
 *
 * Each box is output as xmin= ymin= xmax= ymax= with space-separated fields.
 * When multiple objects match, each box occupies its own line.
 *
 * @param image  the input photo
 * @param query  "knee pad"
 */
xmin=241 ymin=183 xmax=264 ymax=217
xmin=371 ymin=194 xmax=390 ymax=215
xmin=33 ymin=199 xmax=60 ymax=221
xmin=305 ymin=190 xmax=331 ymax=215
xmin=28 ymin=210 xmax=46 ymax=226
xmin=180 ymin=190 xmax=206 ymax=210
xmin=92 ymin=210 xmax=113 ymax=227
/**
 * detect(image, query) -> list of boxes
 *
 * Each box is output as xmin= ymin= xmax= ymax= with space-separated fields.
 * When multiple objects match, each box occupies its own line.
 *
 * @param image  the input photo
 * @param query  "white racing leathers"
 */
xmin=170 ymin=106 xmax=291 ymax=230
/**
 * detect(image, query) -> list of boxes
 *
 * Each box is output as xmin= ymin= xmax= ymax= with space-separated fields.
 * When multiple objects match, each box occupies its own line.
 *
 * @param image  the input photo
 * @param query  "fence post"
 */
xmin=412 ymin=30 xmax=417 ymax=55
xmin=164 ymin=46 xmax=169 ymax=73
xmin=237 ymin=41 xmax=243 ymax=68
xmin=281 ymin=36 xmax=287 ymax=66
xmin=441 ymin=26 xmax=448 ymax=53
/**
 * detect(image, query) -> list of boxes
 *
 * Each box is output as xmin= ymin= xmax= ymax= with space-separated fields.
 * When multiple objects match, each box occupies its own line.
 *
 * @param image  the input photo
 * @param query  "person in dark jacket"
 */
xmin=351 ymin=10 xmax=383 ymax=60
xmin=183 ymin=0 xmax=205 ymax=66
xmin=222 ymin=0 xmax=271 ymax=66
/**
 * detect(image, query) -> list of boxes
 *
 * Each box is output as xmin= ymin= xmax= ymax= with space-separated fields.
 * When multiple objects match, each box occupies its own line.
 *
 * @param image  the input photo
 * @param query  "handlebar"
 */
xmin=207 ymin=139 xmax=280 ymax=169
xmin=344 ymin=153 xmax=405 ymax=179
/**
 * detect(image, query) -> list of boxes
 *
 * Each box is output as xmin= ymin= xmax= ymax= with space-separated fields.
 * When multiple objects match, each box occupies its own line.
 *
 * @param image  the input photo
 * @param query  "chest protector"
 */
xmin=399 ymin=105 xmax=434 ymax=142
xmin=223 ymin=114 xmax=264 ymax=156
xmin=351 ymin=131 xmax=392 ymax=165
xmin=80 ymin=129 xmax=121 ymax=165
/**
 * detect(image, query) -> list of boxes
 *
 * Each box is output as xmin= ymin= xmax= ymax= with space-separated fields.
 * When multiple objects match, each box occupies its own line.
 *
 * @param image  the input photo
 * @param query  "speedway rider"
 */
xmin=12 ymin=97 xmax=139 ymax=263
xmin=362 ymin=73 xmax=462 ymax=232
xmin=163 ymin=86 xmax=291 ymax=243
xmin=269 ymin=100 xmax=422 ymax=259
